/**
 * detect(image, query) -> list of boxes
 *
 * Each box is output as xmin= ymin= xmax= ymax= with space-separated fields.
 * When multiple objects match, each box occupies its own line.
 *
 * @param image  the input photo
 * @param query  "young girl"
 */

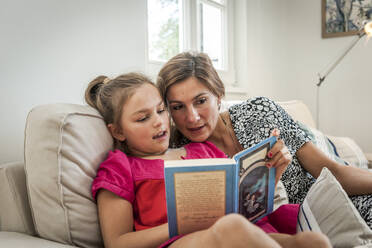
xmin=85 ymin=72 xmax=331 ymax=248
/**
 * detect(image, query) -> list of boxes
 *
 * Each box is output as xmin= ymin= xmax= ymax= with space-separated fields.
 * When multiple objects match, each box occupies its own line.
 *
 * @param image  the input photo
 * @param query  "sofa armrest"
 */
xmin=365 ymin=153 xmax=372 ymax=169
xmin=0 ymin=232 xmax=77 ymax=248
xmin=0 ymin=162 xmax=35 ymax=235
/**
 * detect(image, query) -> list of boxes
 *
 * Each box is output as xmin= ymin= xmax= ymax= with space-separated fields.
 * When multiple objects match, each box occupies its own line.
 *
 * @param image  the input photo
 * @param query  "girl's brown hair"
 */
xmin=156 ymin=51 xmax=225 ymax=104
xmin=85 ymin=72 xmax=153 ymax=152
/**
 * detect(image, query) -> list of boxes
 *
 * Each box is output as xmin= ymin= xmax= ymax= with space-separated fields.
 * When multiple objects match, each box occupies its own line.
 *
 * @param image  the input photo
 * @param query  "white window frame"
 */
xmin=146 ymin=0 xmax=237 ymax=89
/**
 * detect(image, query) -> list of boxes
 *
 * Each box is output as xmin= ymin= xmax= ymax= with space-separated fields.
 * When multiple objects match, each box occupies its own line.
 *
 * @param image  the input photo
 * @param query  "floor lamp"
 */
xmin=316 ymin=20 xmax=372 ymax=128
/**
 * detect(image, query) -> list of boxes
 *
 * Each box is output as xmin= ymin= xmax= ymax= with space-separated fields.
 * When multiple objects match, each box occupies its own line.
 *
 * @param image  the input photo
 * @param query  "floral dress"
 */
xmin=227 ymin=97 xmax=372 ymax=229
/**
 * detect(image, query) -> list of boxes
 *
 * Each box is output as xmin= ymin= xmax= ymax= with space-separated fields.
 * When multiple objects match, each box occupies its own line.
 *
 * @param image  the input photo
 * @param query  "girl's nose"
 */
xmin=153 ymin=113 xmax=163 ymax=127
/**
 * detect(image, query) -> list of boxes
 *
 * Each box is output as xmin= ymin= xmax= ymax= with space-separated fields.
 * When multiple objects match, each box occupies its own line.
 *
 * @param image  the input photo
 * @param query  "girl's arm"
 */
xmin=297 ymin=142 xmax=372 ymax=196
xmin=97 ymin=189 xmax=169 ymax=248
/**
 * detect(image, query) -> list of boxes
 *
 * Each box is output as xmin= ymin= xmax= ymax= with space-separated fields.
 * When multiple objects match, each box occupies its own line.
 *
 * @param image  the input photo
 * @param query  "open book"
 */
xmin=164 ymin=136 xmax=277 ymax=238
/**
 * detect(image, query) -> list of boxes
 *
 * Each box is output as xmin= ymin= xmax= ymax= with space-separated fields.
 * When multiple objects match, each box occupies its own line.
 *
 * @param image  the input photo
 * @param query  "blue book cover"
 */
xmin=164 ymin=136 xmax=277 ymax=238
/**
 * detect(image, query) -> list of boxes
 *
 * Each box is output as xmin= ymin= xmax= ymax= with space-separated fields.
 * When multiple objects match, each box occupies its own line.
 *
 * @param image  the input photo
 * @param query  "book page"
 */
xmin=174 ymin=170 xmax=226 ymax=235
xmin=238 ymin=143 xmax=270 ymax=221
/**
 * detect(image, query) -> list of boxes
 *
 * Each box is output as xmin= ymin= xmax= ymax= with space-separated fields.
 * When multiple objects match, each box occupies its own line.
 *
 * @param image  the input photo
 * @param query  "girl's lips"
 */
xmin=153 ymin=131 xmax=167 ymax=140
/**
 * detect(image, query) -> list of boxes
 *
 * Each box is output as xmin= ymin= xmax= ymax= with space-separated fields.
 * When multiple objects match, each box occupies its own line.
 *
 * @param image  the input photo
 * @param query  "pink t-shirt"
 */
xmin=92 ymin=141 xmax=299 ymax=236
xmin=91 ymin=141 xmax=227 ymax=231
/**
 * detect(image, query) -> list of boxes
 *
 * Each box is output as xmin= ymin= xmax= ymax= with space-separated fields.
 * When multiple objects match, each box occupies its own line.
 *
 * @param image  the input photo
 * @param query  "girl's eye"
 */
xmin=137 ymin=116 xmax=149 ymax=122
xmin=157 ymin=108 xmax=166 ymax=114
xmin=171 ymin=104 xmax=183 ymax=111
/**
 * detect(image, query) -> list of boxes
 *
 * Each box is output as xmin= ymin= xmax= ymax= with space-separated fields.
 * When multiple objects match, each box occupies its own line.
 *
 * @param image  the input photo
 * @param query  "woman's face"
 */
xmin=166 ymin=77 xmax=220 ymax=142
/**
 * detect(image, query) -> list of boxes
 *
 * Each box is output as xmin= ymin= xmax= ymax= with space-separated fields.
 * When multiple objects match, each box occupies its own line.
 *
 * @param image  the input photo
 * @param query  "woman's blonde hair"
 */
xmin=156 ymin=51 xmax=225 ymax=104
xmin=85 ymin=72 xmax=153 ymax=152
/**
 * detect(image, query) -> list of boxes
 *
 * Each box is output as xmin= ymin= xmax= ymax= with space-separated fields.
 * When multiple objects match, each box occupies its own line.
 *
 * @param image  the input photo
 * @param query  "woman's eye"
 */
xmin=196 ymin=97 xmax=207 ymax=105
xmin=171 ymin=104 xmax=183 ymax=111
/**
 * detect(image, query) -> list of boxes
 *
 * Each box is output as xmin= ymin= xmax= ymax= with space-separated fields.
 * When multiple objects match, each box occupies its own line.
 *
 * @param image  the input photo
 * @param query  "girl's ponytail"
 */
xmin=84 ymin=72 xmax=154 ymax=153
xmin=84 ymin=75 xmax=108 ymax=110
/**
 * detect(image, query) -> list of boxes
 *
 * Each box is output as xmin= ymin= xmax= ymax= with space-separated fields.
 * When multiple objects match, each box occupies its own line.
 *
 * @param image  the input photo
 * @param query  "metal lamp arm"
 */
xmin=317 ymin=32 xmax=366 ymax=87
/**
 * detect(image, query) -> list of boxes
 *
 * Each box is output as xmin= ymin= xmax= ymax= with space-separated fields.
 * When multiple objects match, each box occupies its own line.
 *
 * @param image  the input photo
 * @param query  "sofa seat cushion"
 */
xmin=0 ymin=232 xmax=77 ymax=248
xmin=0 ymin=162 xmax=35 ymax=235
xmin=24 ymin=104 xmax=113 ymax=248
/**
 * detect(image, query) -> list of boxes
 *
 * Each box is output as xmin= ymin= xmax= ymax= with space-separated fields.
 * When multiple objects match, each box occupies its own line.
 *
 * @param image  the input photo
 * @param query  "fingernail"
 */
xmin=268 ymin=152 xmax=273 ymax=158
xmin=266 ymin=163 xmax=271 ymax=168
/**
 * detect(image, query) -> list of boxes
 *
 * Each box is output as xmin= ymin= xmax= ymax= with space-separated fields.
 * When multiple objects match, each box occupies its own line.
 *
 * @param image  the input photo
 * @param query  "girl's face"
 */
xmin=111 ymin=84 xmax=170 ymax=157
xmin=166 ymin=77 xmax=220 ymax=142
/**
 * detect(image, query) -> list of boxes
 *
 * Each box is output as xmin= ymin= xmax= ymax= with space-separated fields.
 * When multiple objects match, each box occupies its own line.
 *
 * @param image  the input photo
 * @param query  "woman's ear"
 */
xmin=107 ymin=123 xmax=126 ymax=141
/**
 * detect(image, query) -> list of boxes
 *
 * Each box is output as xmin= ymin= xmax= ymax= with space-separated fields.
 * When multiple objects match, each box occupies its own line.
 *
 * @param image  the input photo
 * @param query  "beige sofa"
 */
xmin=0 ymin=100 xmax=371 ymax=248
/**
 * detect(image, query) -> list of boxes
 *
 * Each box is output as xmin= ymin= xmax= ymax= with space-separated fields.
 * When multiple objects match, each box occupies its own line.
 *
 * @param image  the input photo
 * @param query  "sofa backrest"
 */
xmin=277 ymin=100 xmax=316 ymax=129
xmin=0 ymin=162 xmax=35 ymax=235
xmin=21 ymin=99 xmax=315 ymax=248
xmin=24 ymin=104 xmax=113 ymax=248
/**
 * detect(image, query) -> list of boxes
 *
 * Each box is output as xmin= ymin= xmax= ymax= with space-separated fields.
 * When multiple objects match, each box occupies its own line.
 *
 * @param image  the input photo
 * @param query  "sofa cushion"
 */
xmin=297 ymin=168 xmax=372 ymax=247
xmin=0 ymin=162 xmax=35 ymax=235
xmin=277 ymin=100 xmax=316 ymax=129
xmin=327 ymin=135 xmax=369 ymax=169
xmin=24 ymin=104 xmax=113 ymax=248
xmin=296 ymin=122 xmax=348 ymax=165
xmin=366 ymin=153 xmax=372 ymax=169
xmin=0 ymin=232 xmax=77 ymax=248
xmin=273 ymin=180 xmax=288 ymax=210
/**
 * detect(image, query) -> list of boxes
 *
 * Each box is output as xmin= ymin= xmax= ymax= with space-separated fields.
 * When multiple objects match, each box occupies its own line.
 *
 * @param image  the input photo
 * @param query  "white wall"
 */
xmin=1 ymin=0 xmax=371 ymax=164
xmin=0 ymin=0 xmax=147 ymax=164
xmin=236 ymin=0 xmax=372 ymax=152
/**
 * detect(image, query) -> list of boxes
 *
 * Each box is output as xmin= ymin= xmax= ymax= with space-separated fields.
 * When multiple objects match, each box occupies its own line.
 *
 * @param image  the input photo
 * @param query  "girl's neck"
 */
xmin=138 ymin=147 xmax=186 ymax=160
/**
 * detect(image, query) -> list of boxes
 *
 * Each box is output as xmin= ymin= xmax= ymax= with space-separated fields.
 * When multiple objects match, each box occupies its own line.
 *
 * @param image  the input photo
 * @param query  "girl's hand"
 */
xmin=266 ymin=129 xmax=292 ymax=184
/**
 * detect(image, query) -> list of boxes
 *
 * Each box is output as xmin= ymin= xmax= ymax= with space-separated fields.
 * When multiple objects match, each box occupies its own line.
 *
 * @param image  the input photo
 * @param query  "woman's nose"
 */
xmin=186 ymin=107 xmax=200 ymax=123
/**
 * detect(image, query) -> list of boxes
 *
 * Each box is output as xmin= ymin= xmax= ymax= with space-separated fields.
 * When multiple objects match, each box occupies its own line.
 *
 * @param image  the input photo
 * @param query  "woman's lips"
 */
xmin=187 ymin=125 xmax=205 ymax=132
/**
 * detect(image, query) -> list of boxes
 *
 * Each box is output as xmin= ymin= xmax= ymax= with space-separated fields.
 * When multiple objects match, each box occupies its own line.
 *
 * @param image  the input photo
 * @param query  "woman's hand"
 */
xmin=266 ymin=129 xmax=292 ymax=185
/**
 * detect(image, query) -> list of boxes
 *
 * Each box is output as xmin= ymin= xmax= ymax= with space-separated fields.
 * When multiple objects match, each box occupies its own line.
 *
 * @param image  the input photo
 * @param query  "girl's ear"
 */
xmin=107 ymin=123 xmax=126 ymax=141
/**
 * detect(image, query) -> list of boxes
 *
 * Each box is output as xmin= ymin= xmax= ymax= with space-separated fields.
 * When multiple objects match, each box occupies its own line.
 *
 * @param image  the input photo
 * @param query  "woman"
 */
xmin=157 ymin=51 xmax=372 ymax=229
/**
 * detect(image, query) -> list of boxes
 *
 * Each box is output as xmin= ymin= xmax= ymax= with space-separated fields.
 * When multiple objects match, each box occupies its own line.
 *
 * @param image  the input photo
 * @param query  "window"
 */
xmin=147 ymin=0 xmax=235 ymax=86
xmin=198 ymin=0 xmax=225 ymax=69
xmin=147 ymin=0 xmax=181 ymax=62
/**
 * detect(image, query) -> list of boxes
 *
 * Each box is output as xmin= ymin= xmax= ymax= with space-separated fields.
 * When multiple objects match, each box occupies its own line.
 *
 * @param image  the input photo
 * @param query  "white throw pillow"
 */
xmin=297 ymin=168 xmax=372 ymax=247
xmin=24 ymin=104 xmax=113 ymax=248
xmin=327 ymin=135 xmax=369 ymax=169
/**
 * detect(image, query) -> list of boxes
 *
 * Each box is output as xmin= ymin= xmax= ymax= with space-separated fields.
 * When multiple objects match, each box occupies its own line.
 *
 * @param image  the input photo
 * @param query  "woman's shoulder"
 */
xmin=229 ymin=96 xmax=280 ymax=111
xmin=228 ymin=97 xmax=282 ymax=120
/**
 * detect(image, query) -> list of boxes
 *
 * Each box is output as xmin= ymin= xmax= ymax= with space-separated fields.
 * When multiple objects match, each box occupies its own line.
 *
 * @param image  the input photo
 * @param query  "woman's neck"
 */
xmin=207 ymin=112 xmax=242 ymax=157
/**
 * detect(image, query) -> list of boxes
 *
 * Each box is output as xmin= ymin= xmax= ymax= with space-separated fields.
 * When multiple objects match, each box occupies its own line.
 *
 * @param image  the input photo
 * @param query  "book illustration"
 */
xmin=236 ymin=141 xmax=272 ymax=221
xmin=164 ymin=136 xmax=276 ymax=237
xmin=239 ymin=164 xmax=268 ymax=221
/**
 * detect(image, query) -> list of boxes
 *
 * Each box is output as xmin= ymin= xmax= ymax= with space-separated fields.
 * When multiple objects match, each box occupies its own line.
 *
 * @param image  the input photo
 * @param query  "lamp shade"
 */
xmin=365 ymin=21 xmax=372 ymax=37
